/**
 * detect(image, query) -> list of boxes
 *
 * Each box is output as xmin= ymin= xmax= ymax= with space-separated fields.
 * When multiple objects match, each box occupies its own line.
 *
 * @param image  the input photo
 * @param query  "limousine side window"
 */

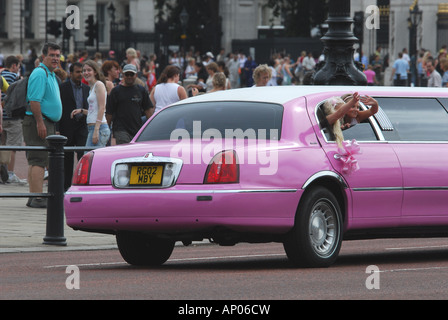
xmin=317 ymin=102 xmax=379 ymax=142
xmin=377 ymin=98 xmax=448 ymax=141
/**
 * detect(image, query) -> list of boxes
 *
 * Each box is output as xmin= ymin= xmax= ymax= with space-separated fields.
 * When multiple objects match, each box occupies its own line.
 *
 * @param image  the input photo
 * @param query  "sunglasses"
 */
xmin=124 ymin=72 xmax=136 ymax=77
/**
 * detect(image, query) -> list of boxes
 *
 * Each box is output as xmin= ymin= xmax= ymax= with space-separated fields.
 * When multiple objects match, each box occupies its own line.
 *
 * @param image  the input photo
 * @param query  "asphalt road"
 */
xmin=2 ymin=238 xmax=448 ymax=301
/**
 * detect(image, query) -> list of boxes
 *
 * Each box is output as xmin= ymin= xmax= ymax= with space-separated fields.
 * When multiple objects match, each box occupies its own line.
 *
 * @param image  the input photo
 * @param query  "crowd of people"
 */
xmin=0 ymin=43 xmax=157 ymax=208
xmin=0 ymin=42 xmax=447 ymax=208
xmin=358 ymin=45 xmax=448 ymax=88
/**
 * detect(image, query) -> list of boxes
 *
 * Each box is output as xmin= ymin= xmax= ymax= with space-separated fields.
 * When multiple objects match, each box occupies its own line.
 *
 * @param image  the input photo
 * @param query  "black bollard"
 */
xmin=43 ymin=135 xmax=68 ymax=246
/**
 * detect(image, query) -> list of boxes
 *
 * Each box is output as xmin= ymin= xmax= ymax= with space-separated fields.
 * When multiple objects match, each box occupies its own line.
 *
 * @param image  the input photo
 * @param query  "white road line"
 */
xmin=385 ymin=245 xmax=448 ymax=251
xmin=43 ymin=253 xmax=286 ymax=269
xmin=44 ymin=261 xmax=126 ymax=269
xmin=377 ymin=266 xmax=448 ymax=273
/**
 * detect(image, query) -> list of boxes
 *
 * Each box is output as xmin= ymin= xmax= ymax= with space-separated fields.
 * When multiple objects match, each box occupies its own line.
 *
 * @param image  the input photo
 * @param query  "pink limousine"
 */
xmin=65 ymin=86 xmax=448 ymax=268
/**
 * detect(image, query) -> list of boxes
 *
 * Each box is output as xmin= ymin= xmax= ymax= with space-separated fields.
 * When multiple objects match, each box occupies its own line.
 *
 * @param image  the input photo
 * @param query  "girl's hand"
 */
xmin=352 ymin=92 xmax=360 ymax=103
xmin=92 ymin=130 xmax=99 ymax=145
xmin=360 ymin=95 xmax=379 ymax=115
xmin=360 ymin=95 xmax=377 ymax=106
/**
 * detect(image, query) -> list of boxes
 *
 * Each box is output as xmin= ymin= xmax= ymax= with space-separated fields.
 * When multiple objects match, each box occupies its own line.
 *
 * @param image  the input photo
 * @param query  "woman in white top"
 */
xmin=150 ymin=65 xmax=187 ymax=113
xmin=71 ymin=60 xmax=110 ymax=148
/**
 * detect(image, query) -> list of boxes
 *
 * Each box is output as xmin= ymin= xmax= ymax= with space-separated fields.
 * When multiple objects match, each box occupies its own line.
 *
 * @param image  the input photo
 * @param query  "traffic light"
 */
xmin=84 ymin=14 xmax=96 ymax=46
xmin=46 ymin=20 xmax=62 ymax=38
xmin=353 ymin=11 xmax=364 ymax=45
xmin=62 ymin=18 xmax=72 ymax=40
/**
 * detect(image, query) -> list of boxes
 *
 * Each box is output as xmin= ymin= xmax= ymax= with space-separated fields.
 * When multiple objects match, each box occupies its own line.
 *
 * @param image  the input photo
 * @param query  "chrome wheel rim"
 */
xmin=308 ymin=200 xmax=339 ymax=257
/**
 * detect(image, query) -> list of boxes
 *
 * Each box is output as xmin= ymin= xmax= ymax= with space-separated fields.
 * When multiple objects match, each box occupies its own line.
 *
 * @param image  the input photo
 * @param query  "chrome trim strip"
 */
xmin=403 ymin=187 xmax=448 ymax=191
xmin=353 ymin=187 xmax=402 ymax=192
xmin=353 ymin=187 xmax=448 ymax=192
xmin=302 ymin=171 xmax=348 ymax=190
xmin=66 ymin=188 xmax=298 ymax=196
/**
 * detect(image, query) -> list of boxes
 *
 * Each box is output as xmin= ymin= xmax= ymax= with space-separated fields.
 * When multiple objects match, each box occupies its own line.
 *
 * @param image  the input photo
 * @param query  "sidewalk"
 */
xmin=0 ymin=183 xmax=117 ymax=254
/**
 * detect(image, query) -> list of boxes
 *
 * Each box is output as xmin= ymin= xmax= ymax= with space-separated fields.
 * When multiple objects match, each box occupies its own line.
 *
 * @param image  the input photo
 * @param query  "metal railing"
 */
xmin=0 ymin=135 xmax=95 ymax=247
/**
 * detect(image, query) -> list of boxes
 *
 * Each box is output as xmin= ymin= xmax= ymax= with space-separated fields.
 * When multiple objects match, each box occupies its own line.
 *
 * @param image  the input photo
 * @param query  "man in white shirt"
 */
xmin=302 ymin=52 xmax=316 ymax=72
xmin=427 ymin=59 xmax=442 ymax=88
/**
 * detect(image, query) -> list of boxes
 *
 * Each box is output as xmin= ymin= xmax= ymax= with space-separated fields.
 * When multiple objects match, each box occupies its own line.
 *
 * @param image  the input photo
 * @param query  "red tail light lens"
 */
xmin=204 ymin=150 xmax=239 ymax=184
xmin=72 ymin=152 xmax=94 ymax=185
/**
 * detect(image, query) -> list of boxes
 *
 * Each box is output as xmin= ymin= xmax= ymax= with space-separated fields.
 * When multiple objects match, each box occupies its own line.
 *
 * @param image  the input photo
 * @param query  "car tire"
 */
xmin=116 ymin=232 xmax=175 ymax=266
xmin=283 ymin=186 xmax=343 ymax=268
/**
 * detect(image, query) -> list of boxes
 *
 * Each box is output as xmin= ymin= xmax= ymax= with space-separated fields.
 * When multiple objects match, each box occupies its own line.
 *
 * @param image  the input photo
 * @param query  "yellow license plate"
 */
xmin=130 ymin=165 xmax=164 ymax=185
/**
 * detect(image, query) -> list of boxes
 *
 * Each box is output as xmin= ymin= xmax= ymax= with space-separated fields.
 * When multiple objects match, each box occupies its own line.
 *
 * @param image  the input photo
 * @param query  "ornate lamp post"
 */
xmin=179 ymin=6 xmax=189 ymax=78
xmin=408 ymin=2 xmax=422 ymax=86
xmin=107 ymin=2 xmax=116 ymax=23
xmin=313 ymin=0 xmax=367 ymax=86
xmin=107 ymin=2 xmax=116 ymax=52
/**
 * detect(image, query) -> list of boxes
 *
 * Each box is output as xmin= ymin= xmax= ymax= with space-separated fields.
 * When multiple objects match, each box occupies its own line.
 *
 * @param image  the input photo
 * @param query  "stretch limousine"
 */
xmin=65 ymin=86 xmax=448 ymax=268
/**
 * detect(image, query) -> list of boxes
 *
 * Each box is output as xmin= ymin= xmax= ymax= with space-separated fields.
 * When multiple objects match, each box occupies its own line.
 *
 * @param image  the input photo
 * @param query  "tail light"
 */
xmin=72 ymin=152 xmax=94 ymax=185
xmin=204 ymin=150 xmax=239 ymax=184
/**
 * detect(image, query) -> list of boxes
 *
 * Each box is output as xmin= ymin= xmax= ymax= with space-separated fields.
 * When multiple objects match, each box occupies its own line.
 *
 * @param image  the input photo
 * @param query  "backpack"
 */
xmin=3 ymin=66 xmax=47 ymax=118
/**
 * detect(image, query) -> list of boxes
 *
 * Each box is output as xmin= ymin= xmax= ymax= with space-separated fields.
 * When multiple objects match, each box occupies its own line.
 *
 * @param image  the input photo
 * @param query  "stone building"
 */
xmin=0 ymin=0 xmax=445 ymax=64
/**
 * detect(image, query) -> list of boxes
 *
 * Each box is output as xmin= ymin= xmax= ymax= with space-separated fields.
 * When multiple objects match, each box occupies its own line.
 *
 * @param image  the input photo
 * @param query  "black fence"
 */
xmin=0 ymin=136 xmax=95 ymax=247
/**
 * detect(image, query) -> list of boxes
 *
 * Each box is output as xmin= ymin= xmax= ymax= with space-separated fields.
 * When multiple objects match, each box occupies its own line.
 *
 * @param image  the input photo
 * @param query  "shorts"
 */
xmin=22 ymin=115 xmax=56 ymax=168
xmin=86 ymin=124 xmax=111 ymax=148
xmin=113 ymin=130 xmax=134 ymax=145
xmin=1 ymin=118 xmax=23 ymax=146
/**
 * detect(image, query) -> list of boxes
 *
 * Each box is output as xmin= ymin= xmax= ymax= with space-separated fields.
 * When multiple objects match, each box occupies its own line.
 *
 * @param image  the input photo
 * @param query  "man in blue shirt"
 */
xmin=390 ymin=52 xmax=410 ymax=86
xmin=23 ymin=42 xmax=63 ymax=208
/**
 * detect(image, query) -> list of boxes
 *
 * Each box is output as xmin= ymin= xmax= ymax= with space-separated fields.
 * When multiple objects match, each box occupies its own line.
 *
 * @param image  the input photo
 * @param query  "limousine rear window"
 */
xmin=438 ymin=98 xmax=448 ymax=113
xmin=377 ymin=97 xmax=448 ymax=142
xmin=136 ymin=101 xmax=284 ymax=142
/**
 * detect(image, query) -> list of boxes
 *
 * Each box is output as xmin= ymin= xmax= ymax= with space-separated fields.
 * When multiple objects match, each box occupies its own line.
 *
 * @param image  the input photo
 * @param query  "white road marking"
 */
xmin=43 ymin=253 xmax=286 ymax=269
xmin=385 ymin=245 xmax=448 ymax=251
xmin=377 ymin=266 xmax=448 ymax=273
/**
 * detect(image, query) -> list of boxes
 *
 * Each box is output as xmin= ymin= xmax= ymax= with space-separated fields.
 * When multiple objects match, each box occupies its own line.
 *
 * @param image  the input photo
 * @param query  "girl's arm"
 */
xmin=358 ymin=95 xmax=379 ymax=123
xmin=92 ymin=82 xmax=107 ymax=144
xmin=326 ymin=93 xmax=360 ymax=125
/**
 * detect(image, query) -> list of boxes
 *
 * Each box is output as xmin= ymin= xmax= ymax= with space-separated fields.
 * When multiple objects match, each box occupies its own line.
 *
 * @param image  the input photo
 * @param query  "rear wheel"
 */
xmin=116 ymin=232 xmax=175 ymax=266
xmin=283 ymin=186 xmax=343 ymax=268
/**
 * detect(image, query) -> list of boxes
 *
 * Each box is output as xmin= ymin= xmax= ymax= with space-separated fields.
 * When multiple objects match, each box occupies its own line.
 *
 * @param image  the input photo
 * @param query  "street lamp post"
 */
xmin=313 ymin=0 xmax=367 ymax=86
xmin=179 ymin=6 xmax=189 ymax=79
xmin=107 ymin=2 xmax=116 ymax=52
xmin=408 ymin=3 xmax=422 ymax=86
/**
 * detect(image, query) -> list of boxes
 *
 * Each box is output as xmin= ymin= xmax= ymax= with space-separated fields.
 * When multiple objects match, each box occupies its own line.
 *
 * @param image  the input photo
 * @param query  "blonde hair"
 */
xmin=341 ymin=93 xmax=354 ymax=103
xmin=212 ymin=72 xmax=227 ymax=90
xmin=126 ymin=48 xmax=137 ymax=58
xmin=253 ymin=64 xmax=272 ymax=83
xmin=323 ymin=97 xmax=345 ymax=147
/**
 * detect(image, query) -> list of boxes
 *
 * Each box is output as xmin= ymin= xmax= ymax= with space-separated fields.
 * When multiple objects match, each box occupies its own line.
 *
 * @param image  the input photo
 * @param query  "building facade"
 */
xmin=0 ymin=0 xmax=446 ymax=63
xmin=352 ymin=0 xmax=447 ymax=61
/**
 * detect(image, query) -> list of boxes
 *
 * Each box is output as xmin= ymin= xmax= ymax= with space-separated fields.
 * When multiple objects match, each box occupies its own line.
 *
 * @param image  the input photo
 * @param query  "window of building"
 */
xmin=24 ymin=0 xmax=34 ymax=39
xmin=97 ymin=3 xmax=106 ymax=43
xmin=437 ymin=4 xmax=448 ymax=50
xmin=0 ymin=0 xmax=7 ymax=38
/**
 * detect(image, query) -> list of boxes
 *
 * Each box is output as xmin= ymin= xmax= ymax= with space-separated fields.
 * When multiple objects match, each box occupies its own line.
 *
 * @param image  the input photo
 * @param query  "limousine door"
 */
xmin=377 ymin=97 xmax=448 ymax=221
xmin=309 ymin=98 xmax=403 ymax=224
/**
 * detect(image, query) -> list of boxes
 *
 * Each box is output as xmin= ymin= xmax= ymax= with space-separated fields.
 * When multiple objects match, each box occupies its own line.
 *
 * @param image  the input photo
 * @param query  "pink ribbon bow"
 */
xmin=336 ymin=139 xmax=361 ymax=175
